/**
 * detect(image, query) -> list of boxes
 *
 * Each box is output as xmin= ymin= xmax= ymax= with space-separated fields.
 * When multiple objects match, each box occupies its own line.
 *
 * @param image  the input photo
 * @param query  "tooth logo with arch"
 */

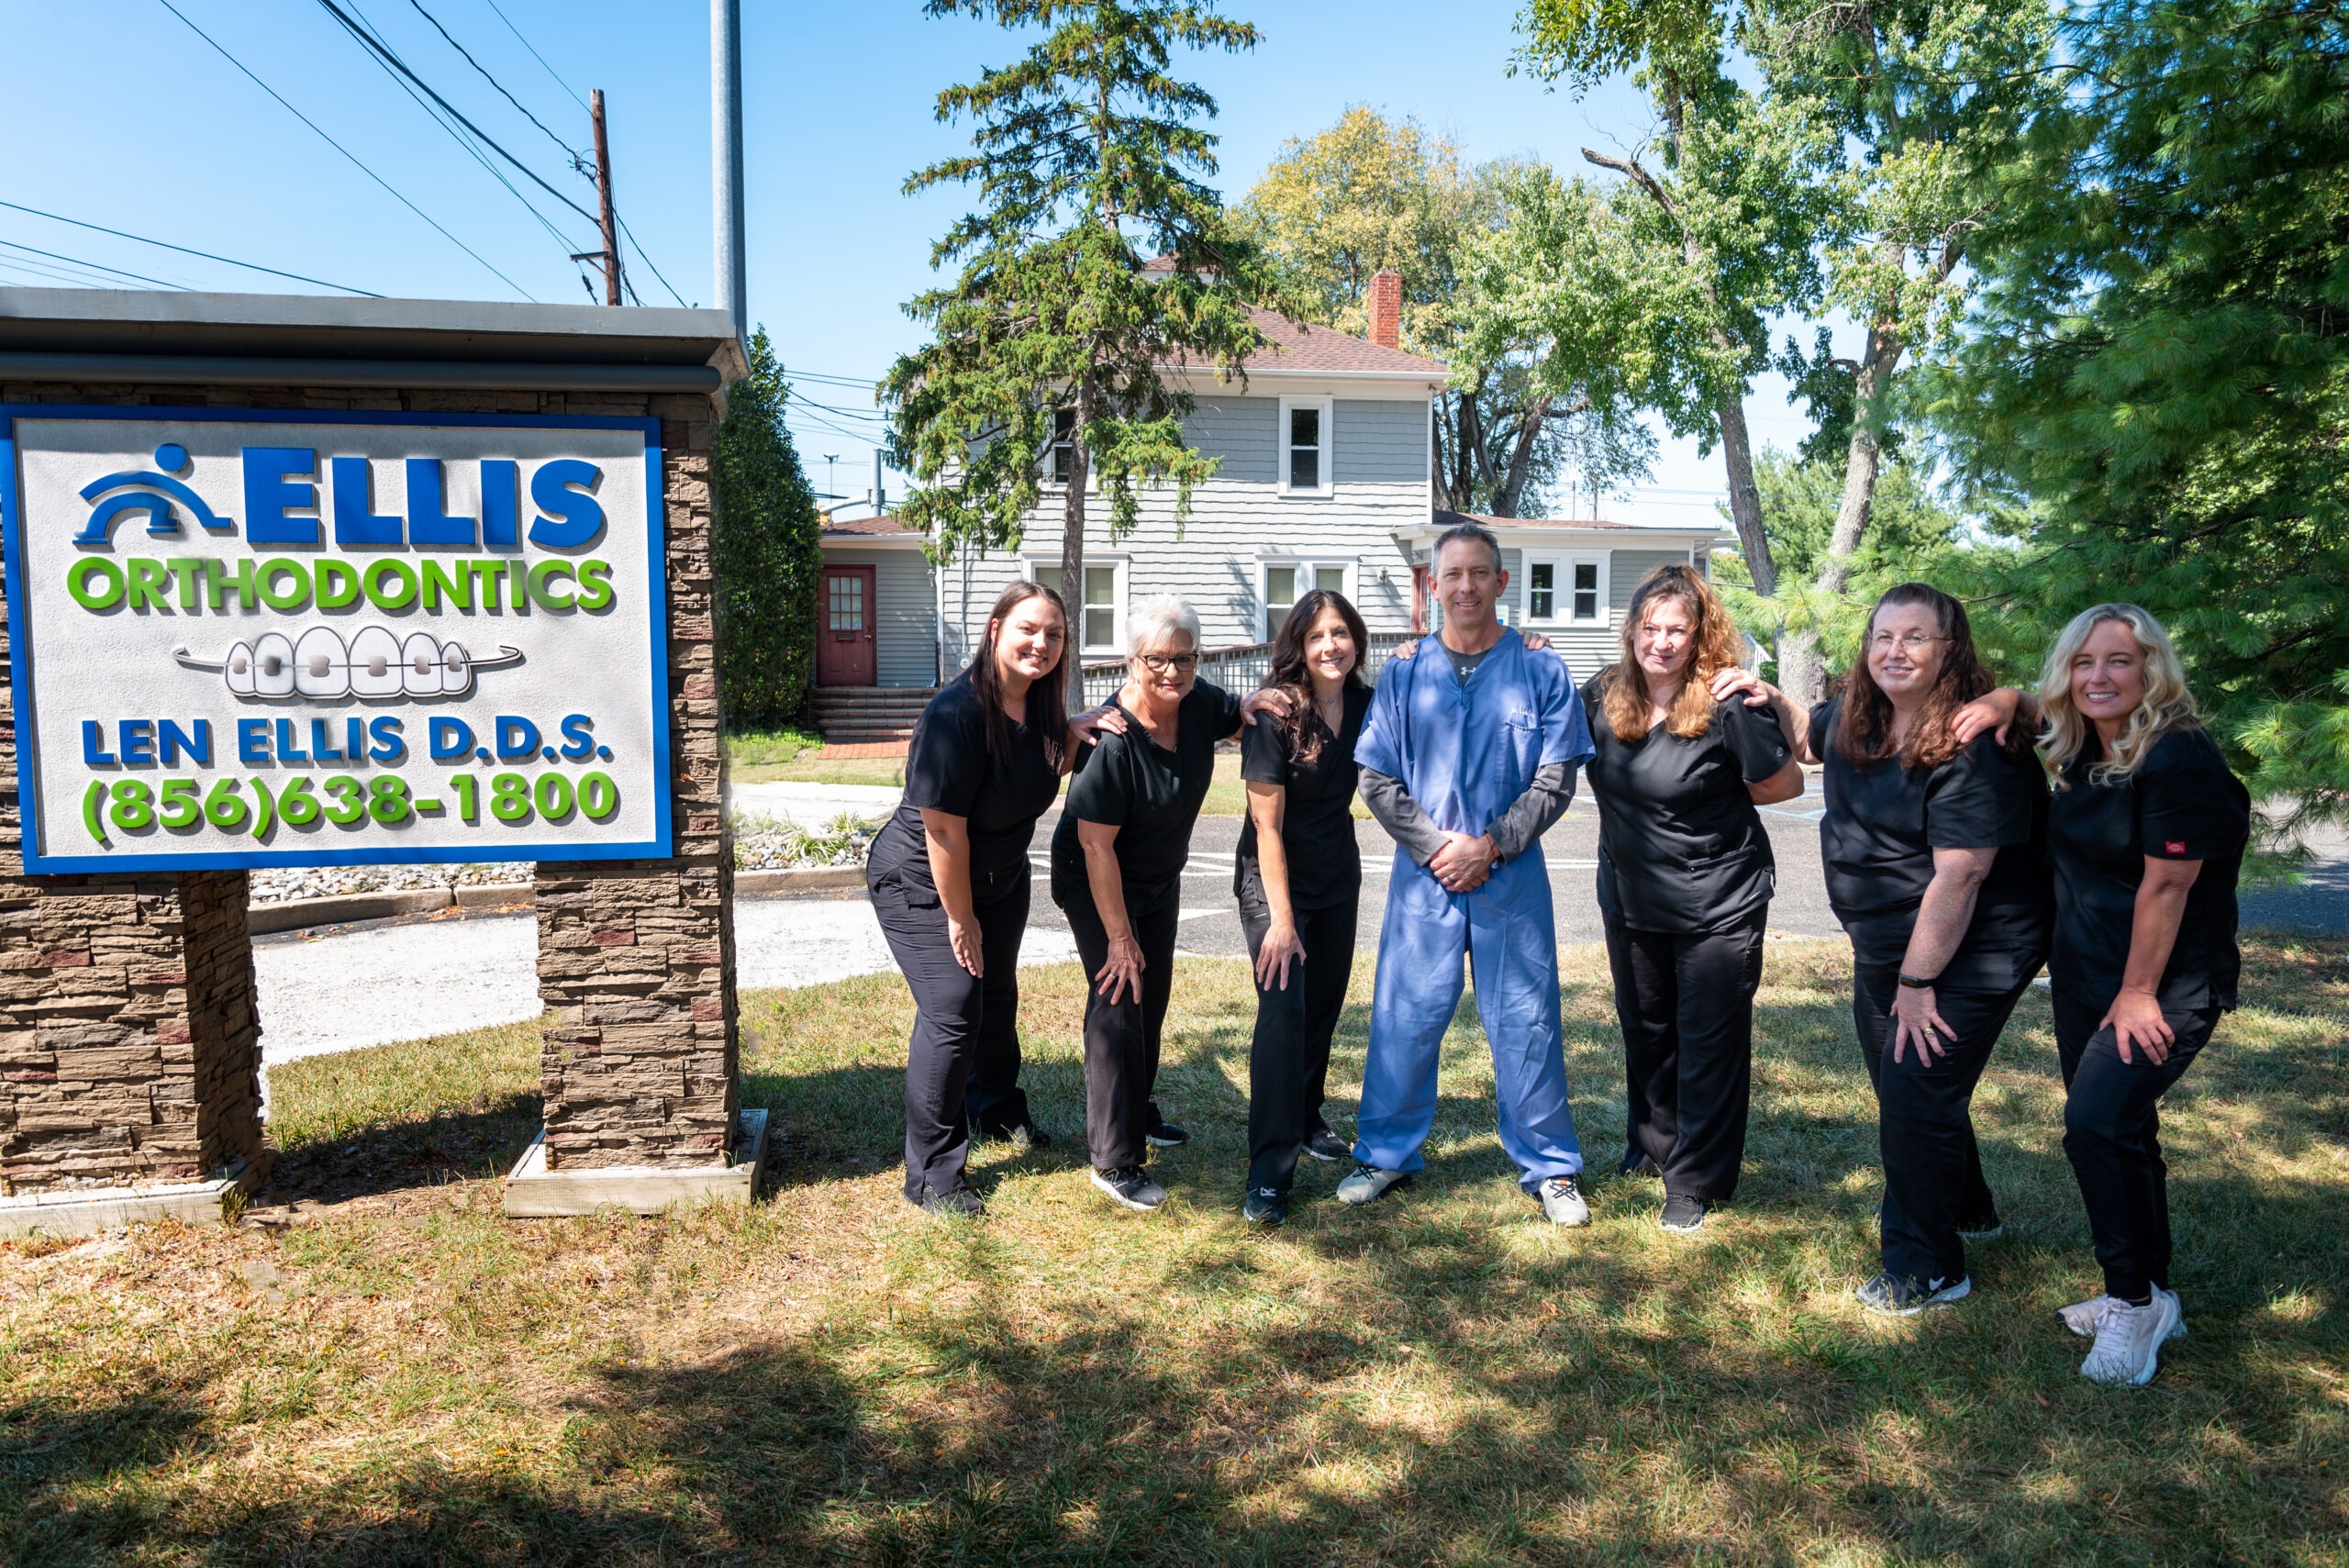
xmin=172 ymin=627 xmax=522 ymax=700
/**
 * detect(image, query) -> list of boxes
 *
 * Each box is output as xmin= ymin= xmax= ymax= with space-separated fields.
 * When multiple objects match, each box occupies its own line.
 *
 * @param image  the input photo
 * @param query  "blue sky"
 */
xmin=0 ymin=0 xmax=1815 ymax=520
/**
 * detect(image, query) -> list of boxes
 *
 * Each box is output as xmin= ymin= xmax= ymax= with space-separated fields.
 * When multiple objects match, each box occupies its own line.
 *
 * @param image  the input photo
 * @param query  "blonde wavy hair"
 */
xmin=1598 ymin=564 xmax=1742 ymax=742
xmin=2037 ymin=603 xmax=2200 ymax=786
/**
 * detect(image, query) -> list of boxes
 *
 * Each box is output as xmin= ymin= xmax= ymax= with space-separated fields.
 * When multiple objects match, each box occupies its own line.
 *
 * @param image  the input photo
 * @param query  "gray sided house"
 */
xmin=812 ymin=293 xmax=1723 ymax=725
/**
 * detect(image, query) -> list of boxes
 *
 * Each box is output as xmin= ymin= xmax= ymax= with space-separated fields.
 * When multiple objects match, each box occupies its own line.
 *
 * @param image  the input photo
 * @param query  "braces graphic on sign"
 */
xmin=172 ymin=626 xmax=523 ymax=700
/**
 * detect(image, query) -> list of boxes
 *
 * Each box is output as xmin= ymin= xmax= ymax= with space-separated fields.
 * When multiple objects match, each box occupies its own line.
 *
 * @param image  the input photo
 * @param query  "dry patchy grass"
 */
xmin=2 ymin=937 xmax=2343 ymax=1565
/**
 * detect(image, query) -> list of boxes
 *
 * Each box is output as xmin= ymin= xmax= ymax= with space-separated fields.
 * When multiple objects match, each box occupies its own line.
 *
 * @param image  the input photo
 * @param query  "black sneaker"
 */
xmin=1301 ymin=1129 xmax=1350 ymax=1162
xmin=974 ymin=1121 xmax=1052 ymax=1151
xmin=1146 ymin=1120 xmax=1190 ymax=1149
xmin=1243 ymin=1186 xmax=1287 ymax=1226
xmin=1659 ymin=1193 xmax=1707 ymax=1232
xmin=1090 ymin=1165 xmax=1168 ymax=1211
xmin=917 ymin=1184 xmax=985 ymax=1218
xmin=1854 ymin=1271 xmax=1971 ymax=1317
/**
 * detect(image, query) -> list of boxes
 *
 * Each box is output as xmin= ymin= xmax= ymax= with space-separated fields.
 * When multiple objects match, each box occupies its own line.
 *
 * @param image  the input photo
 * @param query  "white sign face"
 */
xmin=1 ymin=406 xmax=671 ymax=873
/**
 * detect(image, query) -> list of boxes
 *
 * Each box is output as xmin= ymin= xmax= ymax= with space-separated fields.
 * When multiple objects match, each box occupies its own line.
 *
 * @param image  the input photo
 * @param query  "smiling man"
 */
xmin=1344 ymin=522 xmax=1598 ymax=1225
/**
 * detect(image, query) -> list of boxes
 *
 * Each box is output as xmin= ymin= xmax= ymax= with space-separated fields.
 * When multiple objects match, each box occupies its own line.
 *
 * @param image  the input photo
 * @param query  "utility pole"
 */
xmin=590 ymin=90 xmax=621 ymax=306
xmin=712 ymin=0 xmax=747 ymax=342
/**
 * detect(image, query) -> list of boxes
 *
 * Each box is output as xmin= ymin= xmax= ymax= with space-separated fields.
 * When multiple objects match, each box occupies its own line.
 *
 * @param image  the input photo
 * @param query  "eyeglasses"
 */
xmin=1136 ymin=651 xmax=1199 ymax=673
xmin=1869 ymin=632 xmax=1950 ymax=653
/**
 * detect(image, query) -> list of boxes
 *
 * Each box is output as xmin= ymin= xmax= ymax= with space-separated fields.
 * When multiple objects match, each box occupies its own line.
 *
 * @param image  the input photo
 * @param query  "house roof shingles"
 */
xmin=821 ymin=513 xmax=920 ymax=537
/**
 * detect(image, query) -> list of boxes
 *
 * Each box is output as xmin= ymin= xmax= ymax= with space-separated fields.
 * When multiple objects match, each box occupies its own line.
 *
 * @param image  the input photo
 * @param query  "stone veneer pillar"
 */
xmin=531 ymin=419 xmax=740 ymax=1170
xmin=0 ymin=624 xmax=266 ymax=1196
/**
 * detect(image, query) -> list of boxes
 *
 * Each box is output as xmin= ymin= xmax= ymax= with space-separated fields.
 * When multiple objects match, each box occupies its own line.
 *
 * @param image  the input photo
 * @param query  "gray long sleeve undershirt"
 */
xmin=1360 ymin=762 xmax=1577 ymax=868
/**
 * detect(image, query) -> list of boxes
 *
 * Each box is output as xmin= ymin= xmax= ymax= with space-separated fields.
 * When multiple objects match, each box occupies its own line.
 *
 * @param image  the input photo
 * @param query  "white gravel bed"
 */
xmin=249 ymin=862 xmax=530 ymax=905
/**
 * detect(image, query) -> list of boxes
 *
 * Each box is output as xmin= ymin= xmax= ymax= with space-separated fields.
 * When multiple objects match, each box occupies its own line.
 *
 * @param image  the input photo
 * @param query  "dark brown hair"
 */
xmin=1833 ymin=582 xmax=2005 ymax=771
xmin=967 ymin=580 xmax=1069 ymax=771
xmin=1598 ymin=563 xmax=1742 ymax=743
xmin=1263 ymin=589 xmax=1370 ymax=764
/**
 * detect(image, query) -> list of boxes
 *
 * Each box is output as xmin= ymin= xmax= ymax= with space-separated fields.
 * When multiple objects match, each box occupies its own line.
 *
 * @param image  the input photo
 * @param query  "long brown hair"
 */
xmin=1833 ymin=583 xmax=2000 ymax=771
xmin=1263 ymin=589 xmax=1370 ymax=764
xmin=966 ymin=580 xmax=1069 ymax=771
xmin=1597 ymin=563 xmax=1742 ymax=742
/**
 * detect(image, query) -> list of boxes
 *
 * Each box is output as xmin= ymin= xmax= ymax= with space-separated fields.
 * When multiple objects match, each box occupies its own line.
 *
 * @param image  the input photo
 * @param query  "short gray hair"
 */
xmin=1126 ymin=595 xmax=1200 ymax=655
xmin=1433 ymin=520 xmax=1502 ymax=573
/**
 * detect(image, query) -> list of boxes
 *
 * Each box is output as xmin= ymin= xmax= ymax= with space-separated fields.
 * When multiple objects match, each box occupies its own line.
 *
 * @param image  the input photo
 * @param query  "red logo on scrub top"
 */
xmin=2165 ymin=840 xmax=2187 ymax=854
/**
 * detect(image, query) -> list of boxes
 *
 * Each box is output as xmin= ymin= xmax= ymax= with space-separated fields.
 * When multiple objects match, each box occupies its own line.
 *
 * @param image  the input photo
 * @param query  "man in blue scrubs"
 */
xmin=1342 ymin=522 xmax=1598 ymax=1225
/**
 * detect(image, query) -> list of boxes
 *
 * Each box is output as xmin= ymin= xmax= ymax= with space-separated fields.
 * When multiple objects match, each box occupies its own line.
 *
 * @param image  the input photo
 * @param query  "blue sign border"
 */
xmin=0 ymin=404 xmax=674 ymax=874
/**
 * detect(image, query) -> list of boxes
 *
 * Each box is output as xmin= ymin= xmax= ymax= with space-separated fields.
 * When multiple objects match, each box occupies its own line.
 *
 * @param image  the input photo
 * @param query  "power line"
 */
xmin=0 ymin=238 xmax=181 ymax=290
xmin=314 ymin=0 xmax=599 ymax=228
xmin=329 ymin=0 xmax=590 ymax=261
xmin=0 ymin=199 xmax=381 ymax=296
xmin=154 ymin=0 xmax=533 ymax=300
xmin=481 ymin=0 xmax=588 ymax=112
xmin=616 ymin=215 xmax=687 ymax=307
xmin=405 ymin=0 xmax=583 ymax=168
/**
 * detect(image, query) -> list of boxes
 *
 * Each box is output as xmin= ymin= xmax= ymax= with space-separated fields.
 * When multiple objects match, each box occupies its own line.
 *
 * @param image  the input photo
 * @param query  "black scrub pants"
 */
xmin=871 ymin=859 xmax=1036 ymax=1204
xmin=1057 ymin=876 xmax=1180 ymax=1173
xmin=1605 ymin=913 xmax=1766 ymax=1203
xmin=2054 ymin=986 xmax=2219 ymax=1303
xmin=1854 ymin=962 xmax=2034 ymax=1290
xmin=1237 ymin=879 xmax=1359 ymax=1194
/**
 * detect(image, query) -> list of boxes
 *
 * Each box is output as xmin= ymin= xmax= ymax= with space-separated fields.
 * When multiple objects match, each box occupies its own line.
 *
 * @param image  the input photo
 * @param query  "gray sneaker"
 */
xmin=2081 ymin=1286 xmax=2186 ymax=1387
xmin=1336 ymin=1163 xmax=1413 ymax=1206
xmin=1537 ymin=1174 xmax=1590 ymax=1227
xmin=1090 ymin=1165 xmax=1168 ymax=1212
xmin=2061 ymin=1292 xmax=2188 ymax=1341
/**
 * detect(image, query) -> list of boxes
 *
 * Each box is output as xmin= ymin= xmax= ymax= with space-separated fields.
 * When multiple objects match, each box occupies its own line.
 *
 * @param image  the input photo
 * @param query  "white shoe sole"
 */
xmin=1088 ymin=1170 xmax=1163 ymax=1212
xmin=1336 ymin=1173 xmax=1411 ymax=1207
xmin=1299 ymin=1140 xmax=1343 ymax=1162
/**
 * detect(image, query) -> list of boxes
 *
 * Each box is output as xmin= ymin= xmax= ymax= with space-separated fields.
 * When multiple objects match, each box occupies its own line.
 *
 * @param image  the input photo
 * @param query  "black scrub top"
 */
xmin=1234 ymin=683 xmax=1372 ymax=910
xmin=868 ymin=674 xmax=1062 ymax=892
xmin=2048 ymin=725 xmax=2250 ymax=1012
xmin=1051 ymin=681 xmax=1243 ymax=906
xmin=1581 ymin=674 xmax=1790 ymax=934
xmin=1811 ymin=696 xmax=2053 ymax=987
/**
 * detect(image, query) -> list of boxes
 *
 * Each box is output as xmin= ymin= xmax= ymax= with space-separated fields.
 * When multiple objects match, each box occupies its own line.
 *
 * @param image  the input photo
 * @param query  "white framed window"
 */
xmin=1047 ymin=407 xmax=1076 ymax=485
xmin=1277 ymin=396 xmax=1334 ymax=495
xmin=1524 ymin=552 xmax=1608 ymax=625
xmin=1026 ymin=556 xmax=1126 ymax=652
xmin=1260 ymin=560 xmax=1353 ymax=641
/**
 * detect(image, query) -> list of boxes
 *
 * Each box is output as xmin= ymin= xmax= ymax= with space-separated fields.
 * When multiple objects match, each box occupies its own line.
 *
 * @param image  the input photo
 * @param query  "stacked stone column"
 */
xmin=533 ymin=415 xmax=740 ymax=1170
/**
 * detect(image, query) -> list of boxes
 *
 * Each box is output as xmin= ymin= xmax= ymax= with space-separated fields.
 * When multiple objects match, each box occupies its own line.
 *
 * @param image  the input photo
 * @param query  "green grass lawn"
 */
xmin=3 ymin=937 xmax=2343 ymax=1564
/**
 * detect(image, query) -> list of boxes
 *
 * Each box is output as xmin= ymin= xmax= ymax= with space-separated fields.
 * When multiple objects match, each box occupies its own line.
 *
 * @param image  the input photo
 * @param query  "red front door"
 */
xmin=817 ymin=564 xmax=878 ymax=686
xmin=1410 ymin=564 xmax=1430 ymax=633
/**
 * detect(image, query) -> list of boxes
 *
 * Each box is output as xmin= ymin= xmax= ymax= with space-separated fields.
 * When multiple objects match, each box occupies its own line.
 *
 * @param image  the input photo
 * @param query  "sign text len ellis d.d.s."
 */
xmin=1 ymin=407 xmax=672 ymax=873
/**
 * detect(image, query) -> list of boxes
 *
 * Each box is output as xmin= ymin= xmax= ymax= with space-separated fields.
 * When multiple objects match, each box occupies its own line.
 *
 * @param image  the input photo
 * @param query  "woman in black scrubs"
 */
xmin=867 ymin=581 xmax=1098 ymax=1217
xmin=1053 ymin=595 xmax=1275 ymax=1213
xmin=1757 ymin=583 xmax=2051 ymax=1315
xmin=1968 ymin=604 xmax=2248 ymax=1385
xmin=1582 ymin=565 xmax=1802 ymax=1233
xmin=1234 ymin=590 xmax=1375 ymax=1226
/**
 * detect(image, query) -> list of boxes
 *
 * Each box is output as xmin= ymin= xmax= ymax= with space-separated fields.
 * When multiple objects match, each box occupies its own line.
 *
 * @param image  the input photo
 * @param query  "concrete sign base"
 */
xmin=0 ymin=1154 xmax=264 ymax=1239
xmin=501 ymin=1106 xmax=766 ymax=1217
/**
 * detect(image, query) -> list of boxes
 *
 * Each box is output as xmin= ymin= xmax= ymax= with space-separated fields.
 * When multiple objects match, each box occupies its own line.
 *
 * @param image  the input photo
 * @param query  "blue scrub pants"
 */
xmin=1355 ymin=848 xmax=1582 ymax=1190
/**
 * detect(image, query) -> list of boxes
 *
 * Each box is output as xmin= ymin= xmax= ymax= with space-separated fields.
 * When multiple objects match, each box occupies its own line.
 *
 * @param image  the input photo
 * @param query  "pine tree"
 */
xmin=885 ymin=0 xmax=1279 ymax=623
xmin=1940 ymin=0 xmax=2349 ymax=828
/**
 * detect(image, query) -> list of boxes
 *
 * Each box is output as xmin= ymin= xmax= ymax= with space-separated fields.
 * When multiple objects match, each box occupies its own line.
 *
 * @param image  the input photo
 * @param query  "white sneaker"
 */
xmin=1537 ymin=1175 xmax=1589 ymax=1227
xmin=2062 ymin=1291 xmax=2188 ymax=1341
xmin=1336 ymin=1163 xmax=1413 ymax=1206
xmin=2080 ymin=1287 xmax=2185 ymax=1387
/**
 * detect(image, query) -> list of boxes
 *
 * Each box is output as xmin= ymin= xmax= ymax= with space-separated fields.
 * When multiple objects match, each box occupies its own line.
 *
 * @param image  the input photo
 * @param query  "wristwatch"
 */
xmin=1897 ymin=973 xmax=1939 ymax=989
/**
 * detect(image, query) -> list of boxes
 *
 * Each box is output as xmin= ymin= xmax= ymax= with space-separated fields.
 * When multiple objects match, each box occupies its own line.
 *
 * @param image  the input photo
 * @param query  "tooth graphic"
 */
xmin=252 ymin=631 xmax=295 ymax=698
xmin=440 ymin=640 xmax=473 ymax=696
xmin=293 ymin=627 xmax=351 ymax=699
xmin=225 ymin=640 xmax=256 ymax=697
xmin=348 ymin=625 xmax=402 ymax=699
xmin=400 ymin=630 xmax=445 ymax=697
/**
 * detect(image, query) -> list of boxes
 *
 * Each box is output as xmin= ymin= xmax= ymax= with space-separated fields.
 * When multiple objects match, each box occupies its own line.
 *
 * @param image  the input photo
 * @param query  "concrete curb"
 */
xmin=246 ymin=869 xmax=860 ymax=936
xmin=247 ymin=884 xmax=534 ymax=935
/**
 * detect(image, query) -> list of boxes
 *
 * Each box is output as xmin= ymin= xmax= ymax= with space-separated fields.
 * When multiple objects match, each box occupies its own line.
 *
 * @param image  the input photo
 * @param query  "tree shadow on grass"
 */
xmin=262 ymin=1096 xmax=542 ymax=1207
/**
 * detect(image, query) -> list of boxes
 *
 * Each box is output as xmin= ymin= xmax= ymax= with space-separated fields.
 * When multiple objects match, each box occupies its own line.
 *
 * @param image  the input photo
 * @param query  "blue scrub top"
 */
xmin=1358 ymin=631 xmax=1595 ymax=840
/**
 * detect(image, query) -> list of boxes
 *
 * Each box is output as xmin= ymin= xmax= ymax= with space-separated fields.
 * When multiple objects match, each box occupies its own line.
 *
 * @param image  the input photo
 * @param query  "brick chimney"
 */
xmin=1367 ymin=268 xmax=1402 ymax=350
